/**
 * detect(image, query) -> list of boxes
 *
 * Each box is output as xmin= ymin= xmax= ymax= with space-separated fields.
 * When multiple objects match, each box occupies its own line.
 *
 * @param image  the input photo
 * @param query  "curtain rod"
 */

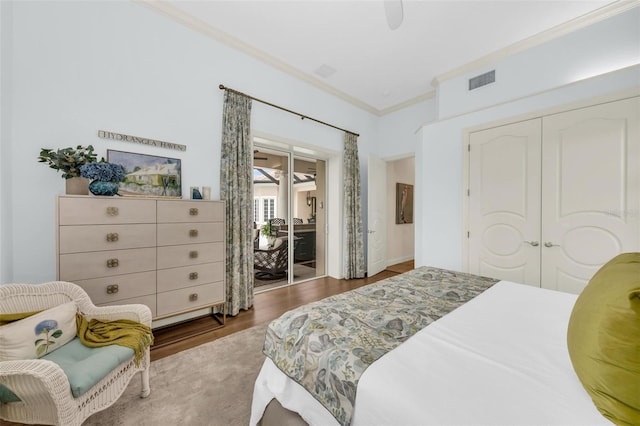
xmin=219 ymin=84 xmax=359 ymax=137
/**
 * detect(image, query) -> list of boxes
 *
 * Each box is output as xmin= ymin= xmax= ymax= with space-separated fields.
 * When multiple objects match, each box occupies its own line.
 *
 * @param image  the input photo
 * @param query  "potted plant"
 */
xmin=80 ymin=162 xmax=126 ymax=196
xmin=260 ymin=221 xmax=276 ymax=247
xmin=37 ymin=145 xmax=99 ymax=195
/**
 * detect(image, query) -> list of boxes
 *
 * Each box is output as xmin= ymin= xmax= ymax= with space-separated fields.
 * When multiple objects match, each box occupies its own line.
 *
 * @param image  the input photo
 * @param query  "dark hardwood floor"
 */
xmin=151 ymin=261 xmax=414 ymax=361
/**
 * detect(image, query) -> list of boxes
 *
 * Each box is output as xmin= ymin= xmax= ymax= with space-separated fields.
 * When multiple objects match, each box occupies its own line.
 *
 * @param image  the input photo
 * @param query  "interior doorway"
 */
xmin=368 ymin=155 xmax=416 ymax=277
xmin=252 ymin=144 xmax=327 ymax=292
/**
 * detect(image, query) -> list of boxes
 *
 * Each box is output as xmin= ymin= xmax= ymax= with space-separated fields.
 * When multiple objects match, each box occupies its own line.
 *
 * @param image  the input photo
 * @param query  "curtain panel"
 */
xmin=220 ymin=91 xmax=254 ymax=315
xmin=343 ymin=132 xmax=366 ymax=279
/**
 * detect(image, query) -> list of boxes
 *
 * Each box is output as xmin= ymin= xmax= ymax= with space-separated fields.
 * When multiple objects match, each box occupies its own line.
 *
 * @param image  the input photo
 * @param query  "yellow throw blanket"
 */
xmin=76 ymin=313 xmax=154 ymax=366
xmin=0 ymin=311 xmax=41 ymax=326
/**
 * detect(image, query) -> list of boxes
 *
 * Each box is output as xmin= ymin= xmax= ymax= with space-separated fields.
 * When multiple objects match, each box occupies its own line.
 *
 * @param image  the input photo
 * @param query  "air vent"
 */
xmin=314 ymin=64 xmax=336 ymax=79
xmin=468 ymin=70 xmax=495 ymax=90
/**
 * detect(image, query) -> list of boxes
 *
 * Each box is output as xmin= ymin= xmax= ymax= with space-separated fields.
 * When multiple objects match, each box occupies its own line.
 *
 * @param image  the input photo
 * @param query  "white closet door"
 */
xmin=468 ymin=119 xmax=542 ymax=286
xmin=541 ymin=97 xmax=640 ymax=293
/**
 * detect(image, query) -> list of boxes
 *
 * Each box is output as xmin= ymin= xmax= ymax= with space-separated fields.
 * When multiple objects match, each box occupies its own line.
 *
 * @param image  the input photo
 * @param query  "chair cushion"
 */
xmin=0 ymin=338 xmax=134 ymax=402
xmin=43 ymin=337 xmax=135 ymax=398
xmin=0 ymin=384 xmax=20 ymax=403
xmin=0 ymin=301 xmax=77 ymax=361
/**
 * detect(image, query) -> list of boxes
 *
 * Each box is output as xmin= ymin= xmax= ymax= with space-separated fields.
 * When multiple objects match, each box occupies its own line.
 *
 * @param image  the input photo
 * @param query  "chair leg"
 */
xmin=140 ymin=367 xmax=151 ymax=398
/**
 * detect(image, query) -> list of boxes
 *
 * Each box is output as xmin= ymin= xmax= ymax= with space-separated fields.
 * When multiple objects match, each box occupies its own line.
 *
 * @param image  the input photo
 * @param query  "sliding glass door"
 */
xmin=253 ymin=145 xmax=326 ymax=291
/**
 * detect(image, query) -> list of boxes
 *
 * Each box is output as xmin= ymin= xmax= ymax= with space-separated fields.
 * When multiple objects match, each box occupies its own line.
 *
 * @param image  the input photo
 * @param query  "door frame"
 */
xmin=253 ymin=133 xmax=339 ymax=282
xmin=367 ymin=154 xmax=416 ymax=276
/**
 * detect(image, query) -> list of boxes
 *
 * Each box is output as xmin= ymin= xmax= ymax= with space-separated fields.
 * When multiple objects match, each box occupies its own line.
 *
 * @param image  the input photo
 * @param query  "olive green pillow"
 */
xmin=567 ymin=252 xmax=640 ymax=425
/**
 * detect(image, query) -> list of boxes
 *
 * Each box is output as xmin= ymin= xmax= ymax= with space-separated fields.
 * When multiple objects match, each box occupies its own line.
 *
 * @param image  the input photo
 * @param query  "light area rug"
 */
xmin=84 ymin=323 xmax=269 ymax=426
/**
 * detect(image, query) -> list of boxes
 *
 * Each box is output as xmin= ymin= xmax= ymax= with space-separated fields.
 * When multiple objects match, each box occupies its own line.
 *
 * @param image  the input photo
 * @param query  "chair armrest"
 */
xmin=79 ymin=303 xmax=152 ymax=326
xmin=0 ymin=359 xmax=74 ymax=405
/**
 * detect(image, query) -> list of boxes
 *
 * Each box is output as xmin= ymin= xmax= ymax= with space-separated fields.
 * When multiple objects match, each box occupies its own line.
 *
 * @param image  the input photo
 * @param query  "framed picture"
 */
xmin=395 ymin=183 xmax=414 ymax=224
xmin=107 ymin=149 xmax=182 ymax=198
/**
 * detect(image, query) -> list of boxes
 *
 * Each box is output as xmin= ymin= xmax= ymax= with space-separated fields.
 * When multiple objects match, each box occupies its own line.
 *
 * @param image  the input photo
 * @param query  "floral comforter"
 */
xmin=262 ymin=266 xmax=499 ymax=425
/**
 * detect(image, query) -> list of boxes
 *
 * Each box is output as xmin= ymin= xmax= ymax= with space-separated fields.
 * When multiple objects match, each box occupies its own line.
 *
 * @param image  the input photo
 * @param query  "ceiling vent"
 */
xmin=314 ymin=64 xmax=336 ymax=79
xmin=468 ymin=70 xmax=495 ymax=91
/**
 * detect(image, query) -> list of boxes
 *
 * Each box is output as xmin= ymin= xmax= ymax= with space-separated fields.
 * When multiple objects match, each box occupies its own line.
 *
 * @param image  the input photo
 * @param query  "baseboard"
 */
xmin=386 ymin=256 xmax=414 ymax=267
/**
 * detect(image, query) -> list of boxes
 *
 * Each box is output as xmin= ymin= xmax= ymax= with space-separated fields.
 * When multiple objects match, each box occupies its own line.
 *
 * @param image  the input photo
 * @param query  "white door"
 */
xmin=468 ymin=119 xmax=542 ymax=286
xmin=367 ymin=155 xmax=387 ymax=276
xmin=541 ymin=97 xmax=640 ymax=293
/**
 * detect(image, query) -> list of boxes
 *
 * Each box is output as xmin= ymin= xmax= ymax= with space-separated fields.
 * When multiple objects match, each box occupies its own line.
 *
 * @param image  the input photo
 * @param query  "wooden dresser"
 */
xmin=57 ymin=195 xmax=226 ymax=327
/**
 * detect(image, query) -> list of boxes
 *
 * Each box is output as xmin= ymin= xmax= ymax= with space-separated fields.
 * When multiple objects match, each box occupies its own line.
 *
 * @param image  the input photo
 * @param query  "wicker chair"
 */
xmin=0 ymin=281 xmax=151 ymax=426
xmin=254 ymin=238 xmax=289 ymax=279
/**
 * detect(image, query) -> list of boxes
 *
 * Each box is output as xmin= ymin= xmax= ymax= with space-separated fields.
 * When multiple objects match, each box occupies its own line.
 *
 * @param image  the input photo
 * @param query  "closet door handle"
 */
xmin=544 ymin=242 xmax=559 ymax=248
xmin=523 ymin=240 xmax=539 ymax=247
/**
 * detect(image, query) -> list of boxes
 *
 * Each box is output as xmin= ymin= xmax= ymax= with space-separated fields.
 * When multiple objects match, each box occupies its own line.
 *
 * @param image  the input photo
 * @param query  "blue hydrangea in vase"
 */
xmin=80 ymin=162 xmax=125 ymax=196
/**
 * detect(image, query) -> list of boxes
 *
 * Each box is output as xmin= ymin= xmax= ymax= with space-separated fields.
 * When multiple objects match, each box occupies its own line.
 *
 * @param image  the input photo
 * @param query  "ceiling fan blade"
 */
xmin=384 ymin=0 xmax=403 ymax=30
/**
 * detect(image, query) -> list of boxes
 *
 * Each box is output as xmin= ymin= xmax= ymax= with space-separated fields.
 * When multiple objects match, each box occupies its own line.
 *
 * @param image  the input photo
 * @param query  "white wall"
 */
xmin=376 ymin=97 xmax=437 ymax=159
xmin=0 ymin=1 xmax=12 ymax=283
xmin=2 ymin=0 xmax=383 ymax=283
xmin=416 ymin=6 xmax=640 ymax=271
xmin=386 ymin=157 xmax=415 ymax=265
xmin=437 ymin=7 xmax=640 ymax=119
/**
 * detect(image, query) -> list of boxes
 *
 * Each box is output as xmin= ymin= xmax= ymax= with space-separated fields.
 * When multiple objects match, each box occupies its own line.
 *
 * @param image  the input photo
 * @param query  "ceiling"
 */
xmin=149 ymin=0 xmax=619 ymax=114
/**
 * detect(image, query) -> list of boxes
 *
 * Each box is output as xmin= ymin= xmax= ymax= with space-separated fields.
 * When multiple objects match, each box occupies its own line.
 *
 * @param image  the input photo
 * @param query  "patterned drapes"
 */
xmin=220 ymin=91 xmax=254 ymax=315
xmin=343 ymin=132 xmax=365 ymax=279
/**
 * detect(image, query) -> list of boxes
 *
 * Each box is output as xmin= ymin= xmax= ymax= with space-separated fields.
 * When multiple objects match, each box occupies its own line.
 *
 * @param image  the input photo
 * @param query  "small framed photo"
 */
xmin=395 ymin=183 xmax=414 ymax=224
xmin=107 ymin=149 xmax=182 ymax=198
xmin=190 ymin=186 xmax=203 ymax=200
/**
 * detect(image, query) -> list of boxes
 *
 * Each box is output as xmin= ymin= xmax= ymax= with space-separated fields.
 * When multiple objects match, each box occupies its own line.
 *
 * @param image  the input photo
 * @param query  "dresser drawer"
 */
xmin=59 ymin=247 xmax=156 ymax=281
xmin=156 ymin=262 xmax=224 ymax=293
xmin=58 ymin=197 xmax=156 ymax=225
xmin=156 ymin=282 xmax=224 ymax=318
xmin=73 ymin=271 xmax=156 ymax=304
xmin=59 ymin=224 xmax=156 ymax=254
xmin=100 ymin=294 xmax=157 ymax=319
xmin=157 ymin=242 xmax=223 ymax=269
xmin=157 ymin=200 xmax=224 ymax=223
xmin=157 ymin=223 xmax=224 ymax=246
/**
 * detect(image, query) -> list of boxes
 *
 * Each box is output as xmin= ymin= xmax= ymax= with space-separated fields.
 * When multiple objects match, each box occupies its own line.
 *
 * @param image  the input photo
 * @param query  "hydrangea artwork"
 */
xmin=34 ymin=319 xmax=63 ymax=357
xmin=80 ymin=162 xmax=126 ymax=196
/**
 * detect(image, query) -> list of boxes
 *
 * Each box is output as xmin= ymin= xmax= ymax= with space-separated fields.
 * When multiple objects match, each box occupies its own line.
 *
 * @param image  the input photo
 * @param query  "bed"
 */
xmin=250 ymin=255 xmax=640 ymax=426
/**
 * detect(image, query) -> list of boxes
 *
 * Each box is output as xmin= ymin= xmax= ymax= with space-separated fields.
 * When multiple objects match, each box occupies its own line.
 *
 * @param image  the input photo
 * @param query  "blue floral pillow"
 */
xmin=0 ymin=301 xmax=77 ymax=360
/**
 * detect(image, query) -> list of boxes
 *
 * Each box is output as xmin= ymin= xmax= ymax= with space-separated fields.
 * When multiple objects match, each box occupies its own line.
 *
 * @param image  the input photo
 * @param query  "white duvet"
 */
xmin=250 ymin=281 xmax=611 ymax=426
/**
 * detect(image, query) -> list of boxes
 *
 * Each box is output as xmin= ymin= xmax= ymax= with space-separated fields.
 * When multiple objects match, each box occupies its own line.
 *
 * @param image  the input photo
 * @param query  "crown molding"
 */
xmin=134 ymin=0 xmax=384 ymax=116
xmin=431 ymin=0 xmax=639 ymax=88
xmin=379 ymin=90 xmax=436 ymax=115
